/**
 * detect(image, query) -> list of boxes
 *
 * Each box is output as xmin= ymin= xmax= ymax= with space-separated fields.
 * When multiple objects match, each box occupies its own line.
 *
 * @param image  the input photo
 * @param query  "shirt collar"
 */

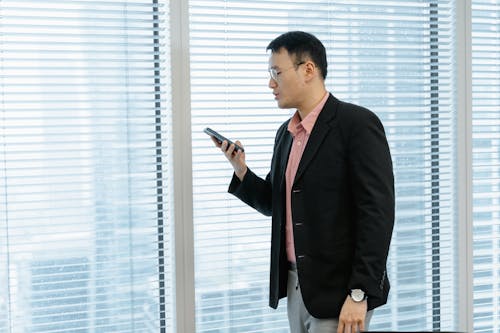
xmin=288 ymin=91 xmax=329 ymax=136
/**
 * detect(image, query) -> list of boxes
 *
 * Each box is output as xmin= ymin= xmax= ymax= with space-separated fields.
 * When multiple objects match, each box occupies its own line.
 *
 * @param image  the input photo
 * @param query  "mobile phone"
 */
xmin=204 ymin=127 xmax=244 ymax=152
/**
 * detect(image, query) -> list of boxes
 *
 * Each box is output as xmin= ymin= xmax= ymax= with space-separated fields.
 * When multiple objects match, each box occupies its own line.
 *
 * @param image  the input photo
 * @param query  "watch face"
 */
xmin=351 ymin=289 xmax=365 ymax=302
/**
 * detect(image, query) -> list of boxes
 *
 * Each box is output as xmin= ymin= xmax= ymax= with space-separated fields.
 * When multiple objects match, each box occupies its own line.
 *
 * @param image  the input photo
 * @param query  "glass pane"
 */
xmin=0 ymin=1 xmax=174 ymax=331
xmin=472 ymin=1 xmax=500 ymax=332
xmin=189 ymin=1 xmax=457 ymax=332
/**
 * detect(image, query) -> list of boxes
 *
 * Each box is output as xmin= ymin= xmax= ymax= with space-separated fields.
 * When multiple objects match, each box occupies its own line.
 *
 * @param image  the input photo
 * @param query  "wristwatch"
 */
xmin=350 ymin=289 xmax=367 ymax=302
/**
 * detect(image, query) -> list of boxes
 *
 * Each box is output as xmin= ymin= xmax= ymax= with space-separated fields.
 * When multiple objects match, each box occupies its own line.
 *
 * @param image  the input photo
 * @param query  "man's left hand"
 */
xmin=336 ymin=295 xmax=367 ymax=333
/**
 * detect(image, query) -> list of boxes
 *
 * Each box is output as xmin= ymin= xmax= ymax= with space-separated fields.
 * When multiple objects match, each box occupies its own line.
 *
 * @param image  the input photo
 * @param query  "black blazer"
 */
xmin=229 ymin=94 xmax=395 ymax=318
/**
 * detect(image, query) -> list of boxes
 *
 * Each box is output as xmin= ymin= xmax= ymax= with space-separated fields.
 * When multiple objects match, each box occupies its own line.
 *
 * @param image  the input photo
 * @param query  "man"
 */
xmin=209 ymin=31 xmax=394 ymax=333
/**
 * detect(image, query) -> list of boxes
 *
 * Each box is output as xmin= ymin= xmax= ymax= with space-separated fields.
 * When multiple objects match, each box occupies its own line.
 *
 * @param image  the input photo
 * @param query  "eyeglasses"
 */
xmin=268 ymin=62 xmax=305 ymax=82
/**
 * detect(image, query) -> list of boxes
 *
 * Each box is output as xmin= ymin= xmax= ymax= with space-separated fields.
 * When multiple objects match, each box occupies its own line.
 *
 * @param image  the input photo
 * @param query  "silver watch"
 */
xmin=350 ymin=289 xmax=366 ymax=302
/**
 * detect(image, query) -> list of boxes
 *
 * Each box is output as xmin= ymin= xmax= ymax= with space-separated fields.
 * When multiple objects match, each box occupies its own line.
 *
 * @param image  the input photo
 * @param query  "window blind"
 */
xmin=189 ymin=0 xmax=457 ymax=331
xmin=472 ymin=1 xmax=500 ymax=333
xmin=0 ymin=1 xmax=173 ymax=332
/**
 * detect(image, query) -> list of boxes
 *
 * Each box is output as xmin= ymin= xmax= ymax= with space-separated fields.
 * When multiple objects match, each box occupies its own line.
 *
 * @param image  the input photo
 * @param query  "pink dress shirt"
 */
xmin=285 ymin=92 xmax=329 ymax=263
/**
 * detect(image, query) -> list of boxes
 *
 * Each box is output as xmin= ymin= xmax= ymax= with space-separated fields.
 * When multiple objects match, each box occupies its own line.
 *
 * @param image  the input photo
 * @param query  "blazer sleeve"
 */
xmin=227 ymin=120 xmax=290 ymax=218
xmin=345 ymin=106 xmax=395 ymax=299
xmin=228 ymin=168 xmax=273 ymax=217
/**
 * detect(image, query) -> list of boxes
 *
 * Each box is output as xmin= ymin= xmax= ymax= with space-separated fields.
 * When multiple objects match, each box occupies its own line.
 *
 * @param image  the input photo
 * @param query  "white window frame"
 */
xmin=170 ymin=1 xmax=196 ymax=333
xmin=455 ymin=1 xmax=474 ymax=332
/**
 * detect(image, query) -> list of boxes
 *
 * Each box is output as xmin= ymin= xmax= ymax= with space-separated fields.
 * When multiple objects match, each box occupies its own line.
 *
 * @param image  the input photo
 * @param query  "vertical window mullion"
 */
xmin=429 ymin=2 xmax=442 ymax=330
xmin=152 ymin=0 xmax=167 ymax=330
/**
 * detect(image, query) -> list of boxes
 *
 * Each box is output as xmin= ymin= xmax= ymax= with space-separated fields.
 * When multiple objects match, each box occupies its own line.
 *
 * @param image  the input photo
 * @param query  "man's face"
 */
xmin=268 ymin=48 xmax=305 ymax=109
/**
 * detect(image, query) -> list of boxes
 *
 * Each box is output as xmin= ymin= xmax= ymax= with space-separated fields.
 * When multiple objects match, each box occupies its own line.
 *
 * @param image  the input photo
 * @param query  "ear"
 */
xmin=303 ymin=61 xmax=317 ymax=81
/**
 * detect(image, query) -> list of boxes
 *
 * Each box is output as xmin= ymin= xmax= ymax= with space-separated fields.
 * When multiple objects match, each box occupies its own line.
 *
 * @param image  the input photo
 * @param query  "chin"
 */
xmin=277 ymin=100 xmax=290 ymax=109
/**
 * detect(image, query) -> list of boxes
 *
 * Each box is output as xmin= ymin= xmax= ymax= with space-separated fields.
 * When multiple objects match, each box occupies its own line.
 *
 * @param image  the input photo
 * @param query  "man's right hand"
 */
xmin=210 ymin=137 xmax=247 ymax=181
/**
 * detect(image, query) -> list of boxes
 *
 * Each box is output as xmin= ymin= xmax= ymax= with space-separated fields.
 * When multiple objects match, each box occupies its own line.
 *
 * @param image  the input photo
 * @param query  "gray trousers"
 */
xmin=287 ymin=264 xmax=373 ymax=333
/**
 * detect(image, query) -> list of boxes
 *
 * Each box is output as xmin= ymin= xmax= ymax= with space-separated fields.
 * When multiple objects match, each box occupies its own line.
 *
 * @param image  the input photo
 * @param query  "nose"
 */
xmin=268 ymin=77 xmax=277 ymax=89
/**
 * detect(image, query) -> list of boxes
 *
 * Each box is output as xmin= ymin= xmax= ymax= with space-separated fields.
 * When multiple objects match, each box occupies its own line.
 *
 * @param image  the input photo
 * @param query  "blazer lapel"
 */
xmin=294 ymin=95 xmax=338 ymax=184
xmin=278 ymin=131 xmax=293 ymax=192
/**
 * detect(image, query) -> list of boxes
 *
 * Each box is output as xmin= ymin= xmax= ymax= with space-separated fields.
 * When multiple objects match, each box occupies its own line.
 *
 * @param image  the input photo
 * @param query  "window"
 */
xmin=0 ymin=1 xmax=173 ymax=331
xmin=472 ymin=1 xmax=500 ymax=332
xmin=189 ymin=0 xmax=458 ymax=331
xmin=2 ymin=1 xmax=499 ymax=332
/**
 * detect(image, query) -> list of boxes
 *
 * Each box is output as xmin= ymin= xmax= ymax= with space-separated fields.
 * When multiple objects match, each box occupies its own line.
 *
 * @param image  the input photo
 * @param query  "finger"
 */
xmin=220 ymin=140 xmax=229 ymax=152
xmin=233 ymin=147 xmax=243 ymax=159
xmin=234 ymin=140 xmax=245 ymax=153
xmin=229 ymin=142 xmax=244 ymax=157
xmin=337 ymin=321 xmax=345 ymax=333
xmin=358 ymin=319 xmax=365 ymax=332
xmin=225 ymin=142 xmax=236 ymax=157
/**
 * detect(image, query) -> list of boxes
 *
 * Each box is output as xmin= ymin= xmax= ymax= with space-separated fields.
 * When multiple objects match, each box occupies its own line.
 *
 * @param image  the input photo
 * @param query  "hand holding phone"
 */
xmin=204 ymin=127 xmax=244 ymax=152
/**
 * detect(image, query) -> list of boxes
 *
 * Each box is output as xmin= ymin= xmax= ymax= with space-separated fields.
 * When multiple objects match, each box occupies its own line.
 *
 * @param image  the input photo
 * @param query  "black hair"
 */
xmin=266 ymin=31 xmax=327 ymax=80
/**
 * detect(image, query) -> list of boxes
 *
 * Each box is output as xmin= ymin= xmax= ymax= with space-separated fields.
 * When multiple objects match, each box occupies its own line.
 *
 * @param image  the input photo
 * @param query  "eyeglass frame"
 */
xmin=268 ymin=61 xmax=305 ymax=82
